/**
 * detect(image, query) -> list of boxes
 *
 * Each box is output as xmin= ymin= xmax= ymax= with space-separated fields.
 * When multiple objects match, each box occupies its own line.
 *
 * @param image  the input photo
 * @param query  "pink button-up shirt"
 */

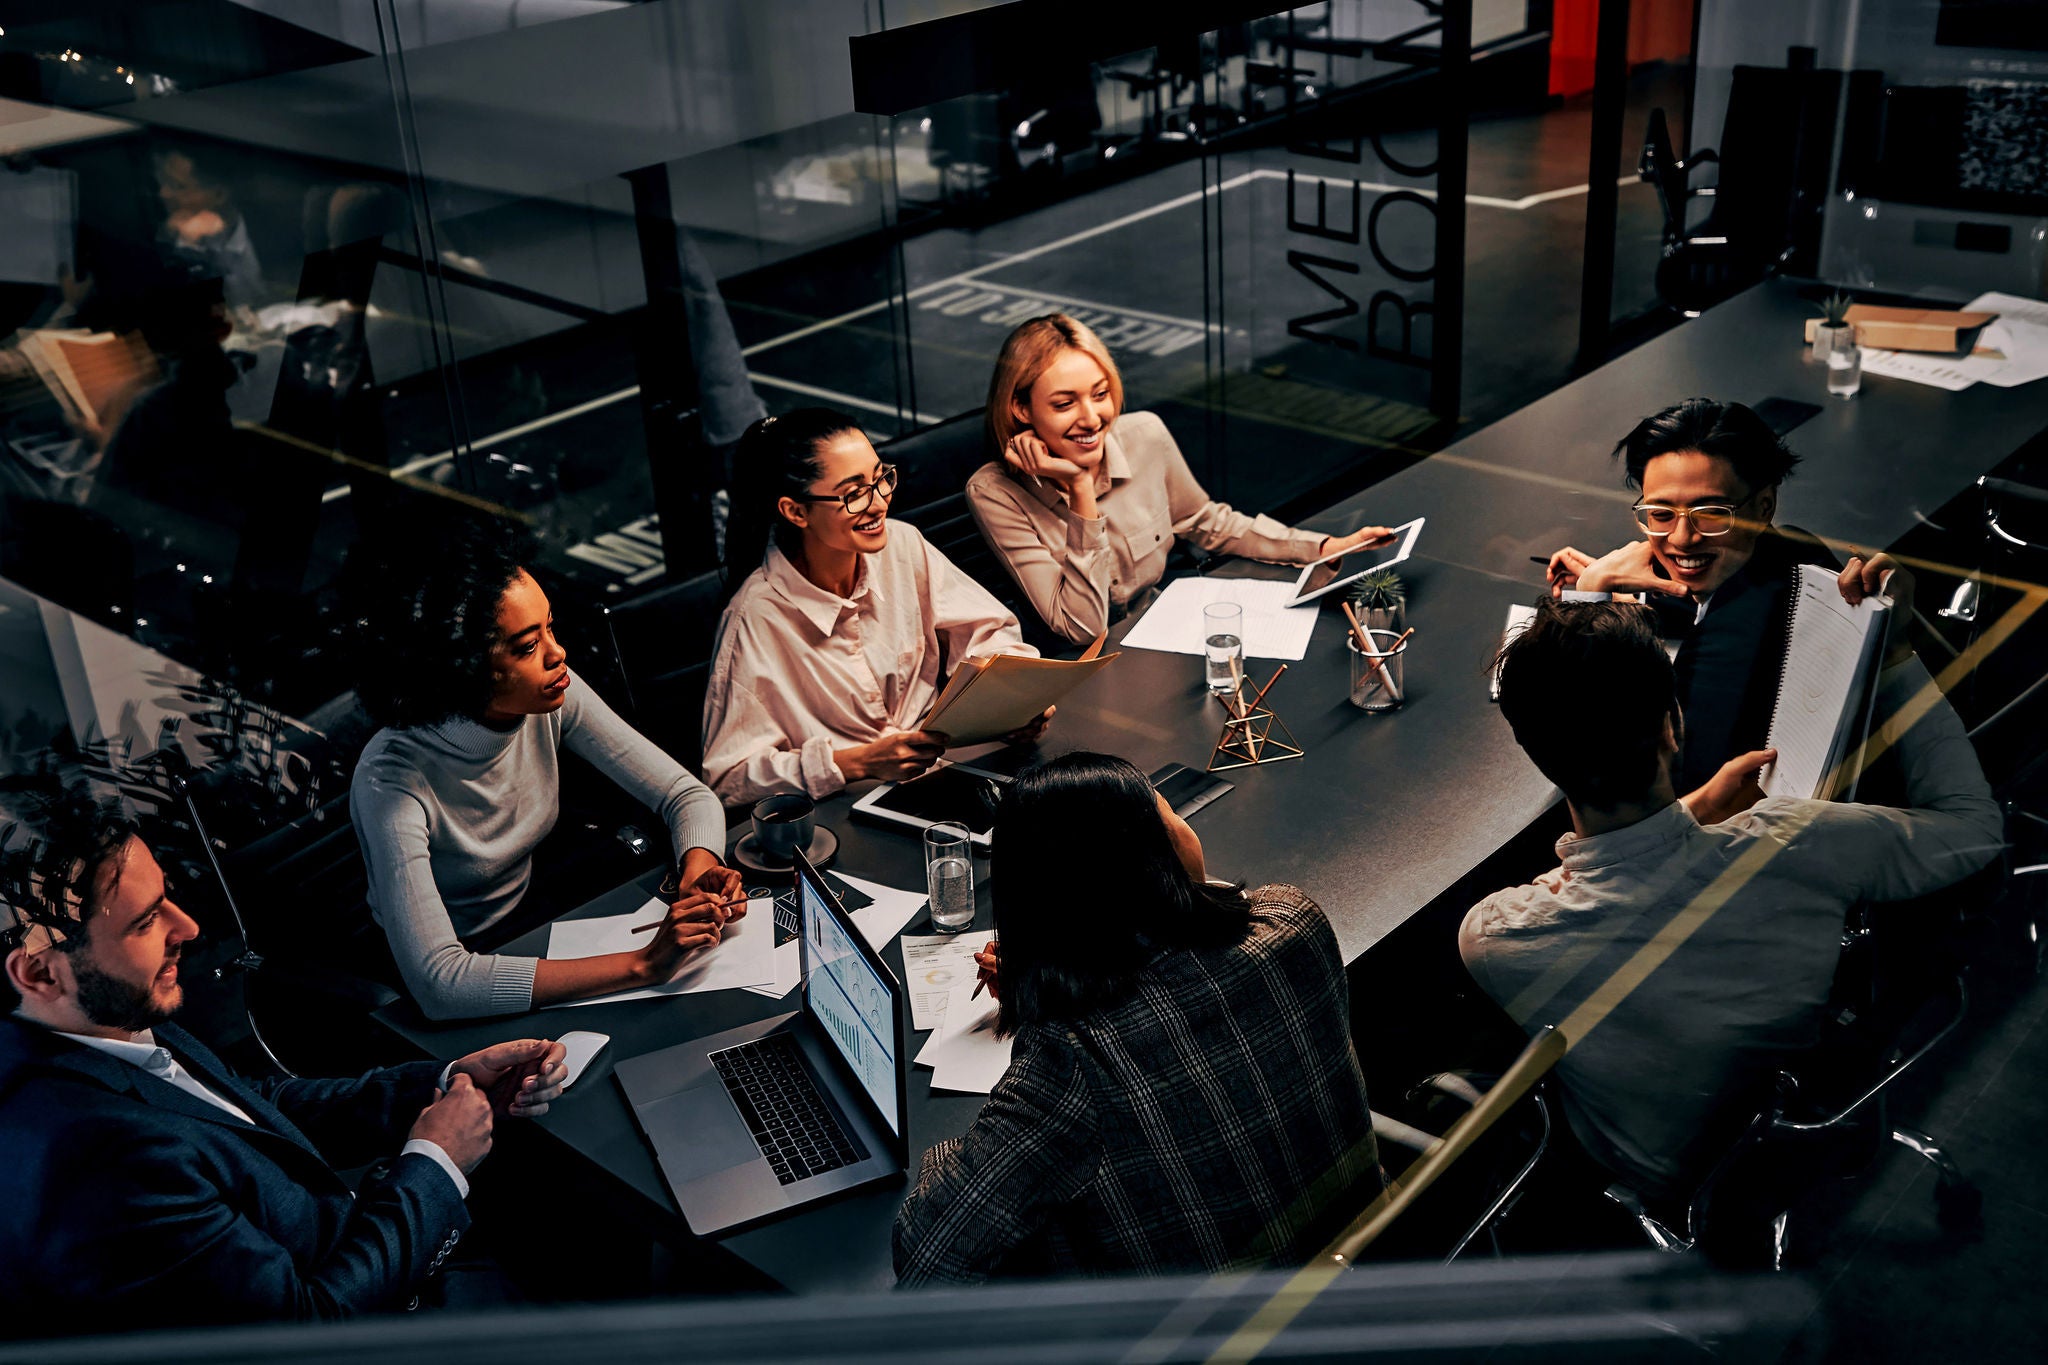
xmin=701 ymin=522 xmax=1035 ymax=805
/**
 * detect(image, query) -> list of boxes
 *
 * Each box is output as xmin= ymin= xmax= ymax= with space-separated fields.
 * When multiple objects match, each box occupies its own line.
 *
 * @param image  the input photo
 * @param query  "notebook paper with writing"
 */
xmin=1759 ymin=564 xmax=1890 ymax=802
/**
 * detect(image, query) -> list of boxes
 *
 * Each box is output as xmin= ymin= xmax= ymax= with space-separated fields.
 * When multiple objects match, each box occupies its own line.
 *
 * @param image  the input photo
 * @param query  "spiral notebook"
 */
xmin=1758 ymin=564 xmax=1891 ymax=802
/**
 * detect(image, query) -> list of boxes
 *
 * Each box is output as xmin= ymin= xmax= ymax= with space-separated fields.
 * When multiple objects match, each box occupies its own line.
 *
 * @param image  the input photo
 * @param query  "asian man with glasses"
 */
xmin=1541 ymin=398 xmax=1874 ymax=793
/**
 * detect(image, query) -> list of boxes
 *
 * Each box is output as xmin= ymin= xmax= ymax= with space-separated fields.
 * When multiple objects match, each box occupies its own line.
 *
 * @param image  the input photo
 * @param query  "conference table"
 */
xmin=375 ymin=278 xmax=2048 ymax=1294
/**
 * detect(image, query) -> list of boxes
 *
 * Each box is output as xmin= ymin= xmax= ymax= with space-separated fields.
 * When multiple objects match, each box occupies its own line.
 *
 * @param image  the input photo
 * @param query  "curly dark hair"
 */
xmin=346 ymin=516 xmax=538 ymax=730
xmin=1612 ymin=398 xmax=1800 ymax=493
xmin=0 ymin=768 xmax=140 ymax=1009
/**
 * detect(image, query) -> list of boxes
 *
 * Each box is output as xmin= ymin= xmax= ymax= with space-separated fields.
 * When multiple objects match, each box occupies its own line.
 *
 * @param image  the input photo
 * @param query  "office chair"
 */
xmin=1323 ymin=1028 xmax=1567 ymax=1267
xmin=1601 ymin=897 xmax=1983 ymax=1270
xmin=1638 ymin=63 xmax=1842 ymax=316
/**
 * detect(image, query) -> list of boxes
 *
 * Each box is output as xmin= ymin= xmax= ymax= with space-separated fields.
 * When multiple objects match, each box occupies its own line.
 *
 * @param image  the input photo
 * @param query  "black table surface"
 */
xmin=373 ymin=278 xmax=2048 ymax=1295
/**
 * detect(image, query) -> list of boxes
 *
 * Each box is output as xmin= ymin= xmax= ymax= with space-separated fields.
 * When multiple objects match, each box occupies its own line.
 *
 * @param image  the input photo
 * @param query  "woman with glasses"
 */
xmin=1542 ymin=398 xmax=1877 ymax=792
xmin=968 ymin=314 xmax=1398 ymax=645
xmin=704 ymin=407 xmax=1048 ymax=805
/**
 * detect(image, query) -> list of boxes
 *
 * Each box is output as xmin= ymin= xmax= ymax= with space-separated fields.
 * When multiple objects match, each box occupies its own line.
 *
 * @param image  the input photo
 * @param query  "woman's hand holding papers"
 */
xmin=995 ymin=705 xmax=1056 ymax=749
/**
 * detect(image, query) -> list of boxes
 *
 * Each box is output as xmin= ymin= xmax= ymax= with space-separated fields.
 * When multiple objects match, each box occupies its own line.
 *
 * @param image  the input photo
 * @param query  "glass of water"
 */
xmin=1203 ymin=602 xmax=1244 ymax=697
xmin=924 ymin=822 xmax=976 ymax=933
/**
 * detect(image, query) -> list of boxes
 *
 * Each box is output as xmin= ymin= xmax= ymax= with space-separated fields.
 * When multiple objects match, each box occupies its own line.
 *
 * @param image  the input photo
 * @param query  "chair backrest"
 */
xmin=1713 ymin=65 xmax=1842 ymax=277
xmin=1639 ymin=107 xmax=1690 ymax=240
xmin=1322 ymin=1027 xmax=1567 ymax=1267
xmin=575 ymin=567 xmax=727 ymax=770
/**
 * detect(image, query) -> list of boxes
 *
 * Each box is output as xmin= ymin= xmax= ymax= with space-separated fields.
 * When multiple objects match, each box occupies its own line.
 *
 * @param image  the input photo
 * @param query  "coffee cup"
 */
xmin=750 ymin=793 xmax=816 ymax=867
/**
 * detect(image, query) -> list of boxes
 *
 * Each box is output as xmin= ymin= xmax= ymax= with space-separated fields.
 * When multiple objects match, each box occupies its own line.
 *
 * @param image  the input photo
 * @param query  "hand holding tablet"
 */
xmin=1285 ymin=517 xmax=1425 ymax=607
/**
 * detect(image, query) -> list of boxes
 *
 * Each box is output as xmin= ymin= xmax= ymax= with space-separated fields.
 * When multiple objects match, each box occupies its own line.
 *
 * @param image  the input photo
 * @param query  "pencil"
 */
xmin=630 ymin=893 xmax=752 ymax=932
xmin=1341 ymin=601 xmax=1396 ymax=696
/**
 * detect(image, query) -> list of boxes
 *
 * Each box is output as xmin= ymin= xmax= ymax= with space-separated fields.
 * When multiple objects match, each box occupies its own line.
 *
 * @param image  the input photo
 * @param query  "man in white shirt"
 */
xmin=0 ymin=781 xmax=569 ymax=1327
xmin=1462 ymin=565 xmax=2001 ymax=1201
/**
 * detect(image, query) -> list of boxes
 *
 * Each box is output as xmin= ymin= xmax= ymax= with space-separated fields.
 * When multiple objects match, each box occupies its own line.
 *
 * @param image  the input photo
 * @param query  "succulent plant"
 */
xmin=1347 ymin=569 xmax=1406 ymax=617
xmin=1815 ymin=290 xmax=1854 ymax=328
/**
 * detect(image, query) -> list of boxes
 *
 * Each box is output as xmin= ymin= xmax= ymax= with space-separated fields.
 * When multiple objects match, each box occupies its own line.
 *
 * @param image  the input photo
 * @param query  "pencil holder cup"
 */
xmin=1346 ymin=630 xmax=1408 ymax=712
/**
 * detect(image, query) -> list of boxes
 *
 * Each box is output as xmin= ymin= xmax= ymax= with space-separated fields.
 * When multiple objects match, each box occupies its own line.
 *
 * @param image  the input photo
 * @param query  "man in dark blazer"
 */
xmin=0 ymin=788 xmax=568 ymax=1327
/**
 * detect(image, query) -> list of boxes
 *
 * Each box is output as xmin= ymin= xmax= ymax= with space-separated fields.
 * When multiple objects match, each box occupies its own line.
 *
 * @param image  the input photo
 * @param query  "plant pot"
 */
xmin=1812 ymin=321 xmax=1851 ymax=364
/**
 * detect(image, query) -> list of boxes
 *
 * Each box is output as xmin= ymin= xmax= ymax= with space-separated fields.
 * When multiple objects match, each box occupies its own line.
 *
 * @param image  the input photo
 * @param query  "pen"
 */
xmin=1529 ymin=555 xmax=1551 ymax=565
xmin=630 ymin=893 xmax=752 ymax=932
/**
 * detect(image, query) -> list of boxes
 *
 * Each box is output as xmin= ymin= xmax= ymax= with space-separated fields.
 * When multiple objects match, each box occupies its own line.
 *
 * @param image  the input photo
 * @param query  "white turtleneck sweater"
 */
xmin=349 ymin=671 xmax=726 ymax=1019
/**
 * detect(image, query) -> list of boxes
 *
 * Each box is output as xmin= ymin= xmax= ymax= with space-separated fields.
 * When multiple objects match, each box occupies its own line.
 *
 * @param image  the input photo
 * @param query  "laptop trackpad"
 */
xmin=638 ymin=1081 xmax=759 ymax=1185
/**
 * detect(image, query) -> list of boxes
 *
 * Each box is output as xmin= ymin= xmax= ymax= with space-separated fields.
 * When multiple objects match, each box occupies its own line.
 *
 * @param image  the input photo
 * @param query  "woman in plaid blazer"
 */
xmin=893 ymin=753 xmax=1382 ymax=1285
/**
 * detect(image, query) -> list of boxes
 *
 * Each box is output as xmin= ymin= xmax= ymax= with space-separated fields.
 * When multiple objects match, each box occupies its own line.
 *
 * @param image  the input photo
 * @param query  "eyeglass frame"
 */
xmin=788 ymin=463 xmax=899 ymax=517
xmin=1631 ymin=489 xmax=1763 ymax=538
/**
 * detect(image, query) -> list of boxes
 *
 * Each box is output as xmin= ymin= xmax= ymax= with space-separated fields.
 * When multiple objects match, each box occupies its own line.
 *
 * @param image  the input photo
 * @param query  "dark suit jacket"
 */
xmin=0 ymin=1017 xmax=467 ymax=1327
xmin=893 ymin=886 xmax=1381 ymax=1285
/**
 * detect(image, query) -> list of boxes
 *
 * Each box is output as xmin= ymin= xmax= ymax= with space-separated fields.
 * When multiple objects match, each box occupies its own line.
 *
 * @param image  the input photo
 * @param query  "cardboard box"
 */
xmin=1804 ymin=305 xmax=1997 ymax=354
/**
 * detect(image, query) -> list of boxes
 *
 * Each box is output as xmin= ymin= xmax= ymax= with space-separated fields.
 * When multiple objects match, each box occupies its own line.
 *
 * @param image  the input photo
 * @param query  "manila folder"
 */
xmin=923 ymin=648 xmax=1116 ymax=745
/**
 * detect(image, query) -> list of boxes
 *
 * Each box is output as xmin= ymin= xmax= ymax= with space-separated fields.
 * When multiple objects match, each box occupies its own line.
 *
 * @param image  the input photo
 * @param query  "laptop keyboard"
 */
xmin=710 ymin=1034 xmax=866 ymax=1185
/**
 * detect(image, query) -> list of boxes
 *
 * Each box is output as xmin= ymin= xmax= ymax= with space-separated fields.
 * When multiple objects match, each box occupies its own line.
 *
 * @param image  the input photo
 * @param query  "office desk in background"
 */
xmin=374 ymin=278 xmax=2048 ymax=1297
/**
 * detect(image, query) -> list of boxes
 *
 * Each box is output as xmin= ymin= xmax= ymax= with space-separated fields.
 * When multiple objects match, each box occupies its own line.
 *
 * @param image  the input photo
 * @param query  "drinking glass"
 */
xmin=1203 ymin=602 xmax=1244 ymax=696
xmin=923 ymin=822 xmax=976 ymax=932
xmin=1825 ymin=323 xmax=1862 ymax=398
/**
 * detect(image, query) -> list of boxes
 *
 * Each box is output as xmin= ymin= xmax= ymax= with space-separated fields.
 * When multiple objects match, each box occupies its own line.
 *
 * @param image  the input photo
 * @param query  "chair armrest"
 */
xmin=1371 ymin=1109 xmax=1440 ymax=1154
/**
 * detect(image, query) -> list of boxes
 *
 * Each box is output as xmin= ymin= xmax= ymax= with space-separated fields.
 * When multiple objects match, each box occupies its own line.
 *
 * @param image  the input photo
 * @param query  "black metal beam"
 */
xmin=849 ymin=0 xmax=1294 ymax=117
xmin=624 ymin=163 xmax=711 ymax=578
xmin=1430 ymin=0 xmax=1471 ymax=419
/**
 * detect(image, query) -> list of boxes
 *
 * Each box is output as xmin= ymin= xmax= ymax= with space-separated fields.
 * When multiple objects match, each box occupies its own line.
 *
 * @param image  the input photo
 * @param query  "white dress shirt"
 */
xmin=61 ymin=1030 xmax=469 ymax=1198
xmin=1459 ymin=657 xmax=2002 ymax=1195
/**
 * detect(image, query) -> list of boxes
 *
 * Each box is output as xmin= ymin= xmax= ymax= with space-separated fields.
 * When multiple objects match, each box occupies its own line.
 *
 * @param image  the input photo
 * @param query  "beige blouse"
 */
xmin=701 ymin=521 xmax=1035 ymax=805
xmin=965 ymin=410 xmax=1328 ymax=644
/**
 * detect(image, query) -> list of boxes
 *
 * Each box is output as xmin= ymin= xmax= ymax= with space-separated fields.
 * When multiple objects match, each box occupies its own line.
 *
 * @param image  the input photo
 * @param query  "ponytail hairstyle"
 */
xmin=722 ymin=407 xmax=863 ymax=596
xmin=983 ymin=313 xmax=1125 ymax=461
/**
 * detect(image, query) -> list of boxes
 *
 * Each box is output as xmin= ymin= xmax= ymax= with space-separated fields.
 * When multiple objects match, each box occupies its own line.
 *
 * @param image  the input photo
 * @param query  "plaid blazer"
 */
xmin=893 ymin=885 xmax=1380 ymax=1286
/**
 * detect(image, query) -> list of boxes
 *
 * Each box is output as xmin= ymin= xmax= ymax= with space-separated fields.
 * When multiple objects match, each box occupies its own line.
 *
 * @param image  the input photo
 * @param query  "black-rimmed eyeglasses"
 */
xmin=791 ymin=463 xmax=898 ymax=517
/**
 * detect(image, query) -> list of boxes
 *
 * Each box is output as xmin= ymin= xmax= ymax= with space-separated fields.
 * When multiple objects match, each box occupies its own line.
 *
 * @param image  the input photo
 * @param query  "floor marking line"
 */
xmin=934 ymin=279 xmax=1232 ymax=335
xmin=322 ymin=166 xmax=1643 ymax=501
xmin=745 ymin=372 xmax=944 ymax=427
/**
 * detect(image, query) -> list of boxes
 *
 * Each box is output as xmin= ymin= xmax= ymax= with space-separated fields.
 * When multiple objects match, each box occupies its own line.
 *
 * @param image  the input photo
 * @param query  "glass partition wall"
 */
xmin=0 ymin=0 xmax=1550 ymax=739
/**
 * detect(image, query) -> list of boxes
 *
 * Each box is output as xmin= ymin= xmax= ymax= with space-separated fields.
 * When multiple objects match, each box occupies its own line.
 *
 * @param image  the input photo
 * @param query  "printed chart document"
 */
xmin=913 ymin=977 xmax=1013 ymax=1094
xmin=1121 ymin=577 xmax=1320 ymax=661
xmin=546 ymin=892 xmax=776 ymax=1004
xmin=1759 ymin=564 xmax=1891 ymax=802
xmin=899 ymin=933 xmax=988 ymax=1032
xmin=743 ymin=873 xmax=928 ymax=1000
xmin=1964 ymin=291 xmax=2048 ymax=389
xmin=922 ymin=635 xmax=1115 ymax=744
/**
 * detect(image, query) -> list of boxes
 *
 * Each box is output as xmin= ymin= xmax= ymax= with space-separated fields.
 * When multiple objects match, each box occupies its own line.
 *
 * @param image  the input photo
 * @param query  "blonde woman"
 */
xmin=966 ymin=314 xmax=1395 ymax=644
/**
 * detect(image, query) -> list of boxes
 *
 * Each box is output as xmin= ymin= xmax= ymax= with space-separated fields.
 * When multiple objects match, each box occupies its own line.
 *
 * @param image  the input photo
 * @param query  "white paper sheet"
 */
xmin=545 ymin=893 xmax=776 ymax=1005
xmin=1119 ymin=577 xmax=1321 ymax=662
xmin=742 ymin=873 xmax=930 ymax=1000
xmin=1760 ymin=565 xmax=1888 ymax=801
xmin=899 ymin=934 xmax=988 ymax=1032
xmin=1858 ymin=348 xmax=1980 ymax=391
xmin=1964 ymin=292 xmax=2048 ymax=389
xmin=917 ymin=977 xmax=1013 ymax=1094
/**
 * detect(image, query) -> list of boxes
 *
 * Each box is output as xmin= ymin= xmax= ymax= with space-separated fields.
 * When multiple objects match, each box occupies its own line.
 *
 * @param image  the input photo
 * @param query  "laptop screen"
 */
xmin=799 ymin=870 xmax=901 ymax=1137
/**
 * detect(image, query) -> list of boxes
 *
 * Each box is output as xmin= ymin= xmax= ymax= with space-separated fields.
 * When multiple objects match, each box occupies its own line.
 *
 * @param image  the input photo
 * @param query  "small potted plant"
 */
xmin=1811 ymin=290 xmax=1854 ymax=363
xmin=1347 ymin=569 xmax=1406 ymax=636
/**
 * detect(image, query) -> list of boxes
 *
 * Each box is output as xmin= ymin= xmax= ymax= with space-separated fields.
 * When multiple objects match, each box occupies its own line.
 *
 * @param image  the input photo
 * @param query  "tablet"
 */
xmin=1284 ymin=517 xmax=1425 ymax=607
xmin=849 ymin=763 xmax=1013 ymax=850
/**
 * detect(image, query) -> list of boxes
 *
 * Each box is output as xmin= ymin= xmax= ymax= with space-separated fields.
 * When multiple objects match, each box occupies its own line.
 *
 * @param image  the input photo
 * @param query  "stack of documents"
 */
xmin=1862 ymin=291 xmax=2048 ymax=391
xmin=913 ymin=976 xmax=1013 ymax=1094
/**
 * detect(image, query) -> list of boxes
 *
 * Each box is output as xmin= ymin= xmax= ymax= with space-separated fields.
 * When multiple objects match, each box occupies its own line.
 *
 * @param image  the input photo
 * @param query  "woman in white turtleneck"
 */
xmin=349 ymin=524 xmax=738 ymax=1020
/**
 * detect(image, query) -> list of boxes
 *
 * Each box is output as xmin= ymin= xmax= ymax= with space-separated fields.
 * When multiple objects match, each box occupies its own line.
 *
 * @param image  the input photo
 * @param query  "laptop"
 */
xmin=615 ymin=849 xmax=909 ymax=1236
